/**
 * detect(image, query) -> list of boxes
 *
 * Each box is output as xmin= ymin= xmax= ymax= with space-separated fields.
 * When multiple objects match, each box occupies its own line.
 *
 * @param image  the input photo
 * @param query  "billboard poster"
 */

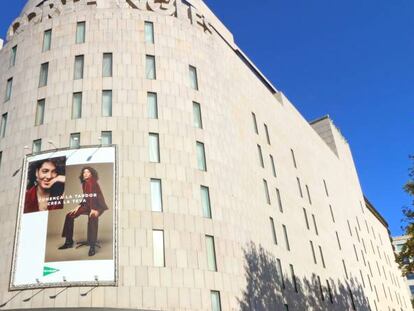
xmin=10 ymin=146 xmax=118 ymax=289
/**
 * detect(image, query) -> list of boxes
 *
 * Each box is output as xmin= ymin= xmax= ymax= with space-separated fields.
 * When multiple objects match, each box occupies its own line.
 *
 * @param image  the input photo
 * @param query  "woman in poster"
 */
xmin=24 ymin=157 xmax=66 ymax=214
xmin=59 ymin=166 xmax=108 ymax=256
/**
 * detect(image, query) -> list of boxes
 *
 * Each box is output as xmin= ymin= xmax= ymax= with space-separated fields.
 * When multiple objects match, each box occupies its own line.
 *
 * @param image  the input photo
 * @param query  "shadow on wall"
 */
xmin=238 ymin=242 xmax=372 ymax=311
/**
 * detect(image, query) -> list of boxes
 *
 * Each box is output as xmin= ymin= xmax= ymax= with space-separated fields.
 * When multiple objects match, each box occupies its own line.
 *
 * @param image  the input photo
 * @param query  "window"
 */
xmin=353 ymin=245 xmax=359 ymax=262
xmin=149 ymin=133 xmax=160 ymax=163
xmin=284 ymin=304 xmax=289 ymax=311
xmin=35 ymin=99 xmax=45 ymax=126
xmin=144 ymin=21 xmax=154 ymax=43
xmin=269 ymin=155 xmax=277 ymax=177
xmin=326 ymin=280 xmax=333 ymax=303
xmin=310 ymin=241 xmax=317 ymax=264
xmin=296 ymin=177 xmax=303 ymax=198
xmin=347 ymin=220 xmax=353 ymax=236
xmin=264 ymin=124 xmax=271 ymax=144
xmin=329 ymin=205 xmax=335 ymax=223
xmin=5 ymin=78 xmax=13 ymax=102
xmin=270 ymin=217 xmax=277 ymax=245
xmin=147 ymin=92 xmax=158 ymax=119
xmin=342 ymin=259 xmax=349 ymax=279
xmin=319 ymin=246 xmax=326 ymax=268
xmin=0 ymin=113 xmax=8 ymax=138
xmin=152 ymin=230 xmax=165 ymax=267
xmin=193 ymin=102 xmax=203 ymax=129
xmin=317 ymin=276 xmax=324 ymax=301
xmin=263 ymin=179 xmax=270 ymax=204
xmin=252 ymin=112 xmax=258 ymax=134
xmin=70 ymin=133 xmax=80 ymax=148
xmin=72 ymin=92 xmax=82 ymax=119
xmin=303 ymin=208 xmax=310 ymax=230
xmin=276 ymin=188 xmax=283 ymax=213
xmin=101 ymin=131 xmax=112 ymax=145
xmin=348 ymin=286 xmax=356 ymax=310
xmin=76 ymin=21 xmax=86 ymax=44
xmin=42 ymin=29 xmax=52 ymax=52
xmin=39 ymin=62 xmax=49 ymax=87
xmin=103 ymin=53 xmax=113 ymax=77
xmin=323 ymin=179 xmax=329 ymax=196
xmin=283 ymin=225 xmax=290 ymax=251
xmin=10 ymin=45 xmax=17 ymax=67
xmin=360 ymin=270 xmax=366 ymax=288
xmin=102 ymin=90 xmax=112 ymax=117
xmin=32 ymin=139 xmax=41 ymax=154
xmin=189 ymin=65 xmax=198 ymax=90
xmin=336 ymin=231 xmax=342 ymax=250
xmin=276 ymin=258 xmax=285 ymax=289
xmin=290 ymin=148 xmax=297 ymax=168
xmin=150 ymin=179 xmax=163 ymax=212
xmin=201 ymin=185 xmax=212 ymax=218
xmin=257 ymin=145 xmax=264 ymax=168
xmin=306 ymin=185 xmax=312 ymax=204
xmin=206 ymin=235 xmax=217 ymax=271
xmin=290 ymin=264 xmax=298 ymax=292
xmin=312 ymin=214 xmax=319 ymax=235
xmin=196 ymin=141 xmax=207 ymax=171
xmin=74 ymin=55 xmax=84 ymax=80
xmin=146 ymin=55 xmax=156 ymax=79
xmin=210 ymin=291 xmax=222 ymax=311
xmin=0 ymin=152 xmax=2 ymax=172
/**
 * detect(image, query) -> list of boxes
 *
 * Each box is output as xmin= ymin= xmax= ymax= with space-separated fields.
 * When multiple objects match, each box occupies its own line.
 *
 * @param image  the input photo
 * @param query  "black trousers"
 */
xmin=61 ymin=206 xmax=100 ymax=245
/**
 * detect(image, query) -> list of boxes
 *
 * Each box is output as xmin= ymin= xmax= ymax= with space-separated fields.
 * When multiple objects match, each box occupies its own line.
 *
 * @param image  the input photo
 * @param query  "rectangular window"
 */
xmin=276 ymin=258 xmax=285 ymax=289
xmin=102 ymin=90 xmax=112 ymax=117
xmin=312 ymin=214 xmax=319 ymax=235
xmin=147 ymin=92 xmax=158 ymax=119
xmin=150 ymin=178 xmax=163 ymax=212
xmin=264 ymin=124 xmax=271 ymax=144
xmin=196 ymin=141 xmax=207 ymax=171
xmin=76 ymin=21 xmax=86 ymax=44
xmin=206 ymin=235 xmax=217 ymax=271
xmin=303 ymin=208 xmax=310 ymax=230
xmin=69 ymin=133 xmax=80 ymax=149
xmin=257 ymin=145 xmax=264 ymax=168
xmin=296 ymin=177 xmax=303 ymax=198
xmin=72 ymin=92 xmax=82 ymax=119
xmin=200 ymin=185 xmax=212 ymax=218
xmin=0 ymin=151 xmax=2 ymax=172
xmin=326 ymin=280 xmax=333 ymax=303
xmin=74 ymin=55 xmax=84 ymax=80
xmin=290 ymin=264 xmax=298 ymax=292
xmin=146 ymin=55 xmax=156 ymax=79
xmin=149 ymin=133 xmax=160 ymax=163
xmin=290 ymin=148 xmax=297 ymax=168
xmin=39 ymin=62 xmax=49 ymax=87
xmin=35 ymin=99 xmax=45 ymax=126
xmin=10 ymin=45 xmax=17 ymax=67
xmin=360 ymin=270 xmax=366 ymax=288
xmin=329 ymin=205 xmax=335 ymax=223
xmin=5 ymin=78 xmax=13 ymax=102
xmin=42 ymin=29 xmax=52 ymax=52
xmin=323 ymin=179 xmax=329 ymax=196
xmin=342 ymin=259 xmax=349 ymax=279
xmin=336 ymin=231 xmax=342 ymax=250
xmin=317 ymin=276 xmax=324 ymax=301
xmin=252 ymin=112 xmax=258 ymax=134
xmin=269 ymin=155 xmax=277 ymax=177
xmin=319 ymin=246 xmax=326 ymax=268
xmin=103 ymin=53 xmax=113 ymax=77
xmin=0 ymin=113 xmax=8 ymax=138
xmin=263 ymin=179 xmax=270 ymax=204
xmin=347 ymin=220 xmax=353 ymax=236
xmin=189 ymin=65 xmax=198 ymax=90
xmin=276 ymin=188 xmax=283 ymax=213
xmin=270 ymin=217 xmax=277 ymax=245
xmin=284 ymin=304 xmax=289 ymax=311
xmin=310 ymin=241 xmax=317 ymax=264
xmin=283 ymin=225 xmax=290 ymax=251
xmin=306 ymin=185 xmax=312 ymax=204
xmin=210 ymin=291 xmax=222 ymax=311
xmin=152 ymin=230 xmax=165 ymax=267
xmin=32 ymin=139 xmax=41 ymax=154
xmin=144 ymin=21 xmax=155 ymax=44
xmin=101 ymin=131 xmax=112 ymax=145
xmin=193 ymin=101 xmax=203 ymax=129
xmin=353 ymin=245 xmax=359 ymax=262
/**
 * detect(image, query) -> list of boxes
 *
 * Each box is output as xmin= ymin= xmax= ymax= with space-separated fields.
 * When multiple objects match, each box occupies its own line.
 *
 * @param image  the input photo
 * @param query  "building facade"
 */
xmin=0 ymin=0 xmax=411 ymax=310
xmin=393 ymin=235 xmax=414 ymax=300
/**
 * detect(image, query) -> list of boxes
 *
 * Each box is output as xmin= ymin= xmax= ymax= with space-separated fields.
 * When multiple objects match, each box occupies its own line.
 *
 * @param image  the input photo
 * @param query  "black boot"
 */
xmin=88 ymin=245 xmax=96 ymax=256
xmin=58 ymin=239 xmax=74 ymax=250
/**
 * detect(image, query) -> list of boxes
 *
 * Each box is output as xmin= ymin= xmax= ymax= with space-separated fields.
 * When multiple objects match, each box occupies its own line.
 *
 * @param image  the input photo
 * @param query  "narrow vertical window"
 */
xmin=251 ymin=112 xmax=258 ymax=134
xmin=326 ymin=280 xmax=333 ymax=303
xmin=276 ymin=188 xmax=283 ymax=213
xmin=210 ymin=291 xmax=222 ymax=311
xmin=306 ymin=185 xmax=312 ymax=204
xmin=101 ymin=131 xmax=112 ymax=145
xmin=149 ymin=133 xmax=160 ymax=163
xmin=76 ymin=21 xmax=86 ymax=44
xmin=206 ymin=235 xmax=217 ymax=271
xmin=103 ymin=53 xmax=113 ymax=77
xmin=312 ymin=214 xmax=319 ymax=235
xmin=189 ymin=65 xmax=198 ymax=90
xmin=144 ymin=21 xmax=154 ymax=44
xmin=290 ymin=148 xmax=297 ymax=168
xmin=196 ymin=141 xmax=207 ymax=171
xmin=303 ymin=208 xmax=310 ymax=230
xmin=152 ymin=230 xmax=165 ymax=267
xmin=284 ymin=304 xmax=289 ymax=311
xmin=39 ymin=62 xmax=49 ymax=87
xmin=276 ymin=258 xmax=285 ymax=289
xmin=283 ymin=225 xmax=290 ymax=251
xmin=329 ymin=205 xmax=335 ymax=223
xmin=0 ymin=113 xmax=8 ymax=138
xmin=102 ymin=90 xmax=112 ymax=117
xmin=347 ymin=220 xmax=353 ymax=236
xmin=150 ymin=178 xmax=163 ymax=212
xmin=200 ymin=186 xmax=212 ymax=218
xmin=296 ymin=177 xmax=303 ymax=198
xmin=336 ymin=231 xmax=342 ymax=250
xmin=270 ymin=217 xmax=277 ymax=245
xmin=323 ymin=179 xmax=329 ymax=196
xmin=32 ymin=139 xmax=41 ymax=154
xmin=74 ymin=55 xmax=84 ymax=80
xmin=193 ymin=101 xmax=203 ymax=129
xmin=69 ymin=133 xmax=80 ymax=148
xmin=0 ymin=151 xmax=2 ymax=172
xmin=342 ymin=259 xmax=349 ymax=279
xmin=10 ymin=45 xmax=17 ymax=67
xmin=348 ymin=286 xmax=356 ymax=310
xmin=317 ymin=276 xmax=324 ymax=301
xmin=319 ymin=246 xmax=326 ymax=268
xmin=263 ymin=179 xmax=270 ymax=204
xmin=290 ymin=264 xmax=298 ymax=292
xmin=353 ymin=245 xmax=359 ymax=262
xmin=310 ymin=241 xmax=317 ymax=264
xmin=147 ymin=92 xmax=158 ymax=119
xmin=257 ymin=145 xmax=264 ymax=168
xmin=146 ymin=55 xmax=156 ymax=79
xmin=35 ymin=99 xmax=45 ymax=126
xmin=72 ymin=92 xmax=82 ymax=119
xmin=269 ymin=155 xmax=277 ymax=177
xmin=42 ymin=29 xmax=52 ymax=52
xmin=360 ymin=270 xmax=366 ymax=288
xmin=5 ymin=78 xmax=13 ymax=101
xmin=264 ymin=124 xmax=271 ymax=144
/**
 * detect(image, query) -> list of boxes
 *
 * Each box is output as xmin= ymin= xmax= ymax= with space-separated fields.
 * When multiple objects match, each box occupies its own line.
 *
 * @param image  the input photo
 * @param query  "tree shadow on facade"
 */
xmin=238 ymin=242 xmax=371 ymax=311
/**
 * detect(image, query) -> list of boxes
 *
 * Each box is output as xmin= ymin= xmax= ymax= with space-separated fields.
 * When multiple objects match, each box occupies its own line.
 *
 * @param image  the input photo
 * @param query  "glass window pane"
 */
xmin=201 ymin=185 xmax=211 ymax=218
xmin=283 ymin=225 xmax=290 ymax=251
xmin=196 ymin=141 xmax=206 ymax=171
xmin=290 ymin=264 xmax=298 ymax=292
xmin=144 ymin=21 xmax=154 ymax=43
xmin=103 ymin=53 xmax=113 ymax=77
xmin=270 ymin=217 xmax=277 ymax=245
xmin=149 ymin=133 xmax=160 ymax=163
xmin=70 ymin=133 xmax=80 ymax=148
xmin=0 ymin=113 xmax=8 ymax=138
xmin=32 ymin=139 xmax=41 ymax=154
xmin=257 ymin=145 xmax=264 ymax=168
xmin=101 ymin=131 xmax=112 ymax=145
xmin=147 ymin=92 xmax=158 ymax=119
xmin=146 ymin=55 xmax=156 ymax=79
xmin=153 ymin=230 xmax=165 ymax=267
xmin=74 ymin=55 xmax=84 ymax=80
xmin=150 ymin=179 xmax=162 ymax=212
xmin=102 ymin=90 xmax=112 ymax=117
xmin=76 ymin=22 xmax=86 ymax=43
xmin=0 ymin=152 xmax=2 ymax=172
xmin=10 ymin=45 xmax=17 ymax=67
xmin=206 ymin=235 xmax=217 ymax=271
xmin=72 ymin=92 xmax=82 ymax=119
xmin=193 ymin=101 xmax=203 ymax=128
xmin=210 ymin=291 xmax=221 ymax=311
xmin=276 ymin=188 xmax=283 ymax=213
xmin=270 ymin=155 xmax=277 ymax=177
xmin=263 ymin=179 xmax=270 ymax=204
xmin=5 ymin=78 xmax=13 ymax=102
xmin=189 ymin=65 xmax=198 ymax=90
xmin=291 ymin=148 xmax=297 ymax=168
xmin=35 ymin=99 xmax=45 ymax=126
xmin=42 ymin=29 xmax=52 ymax=52
xmin=252 ymin=112 xmax=258 ymax=134
xmin=39 ymin=62 xmax=49 ymax=87
xmin=276 ymin=258 xmax=284 ymax=288
xmin=264 ymin=124 xmax=271 ymax=144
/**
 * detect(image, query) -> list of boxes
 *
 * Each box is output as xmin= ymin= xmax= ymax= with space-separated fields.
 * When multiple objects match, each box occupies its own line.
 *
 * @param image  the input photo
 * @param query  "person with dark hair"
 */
xmin=24 ymin=158 xmax=66 ymax=214
xmin=58 ymin=166 xmax=108 ymax=256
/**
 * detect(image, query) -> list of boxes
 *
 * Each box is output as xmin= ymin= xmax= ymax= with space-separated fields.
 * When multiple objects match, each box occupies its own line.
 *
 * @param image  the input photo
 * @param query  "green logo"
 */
xmin=43 ymin=266 xmax=59 ymax=277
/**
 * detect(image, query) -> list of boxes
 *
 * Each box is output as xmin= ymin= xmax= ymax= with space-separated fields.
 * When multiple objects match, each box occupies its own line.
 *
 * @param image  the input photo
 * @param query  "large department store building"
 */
xmin=0 ymin=0 xmax=411 ymax=310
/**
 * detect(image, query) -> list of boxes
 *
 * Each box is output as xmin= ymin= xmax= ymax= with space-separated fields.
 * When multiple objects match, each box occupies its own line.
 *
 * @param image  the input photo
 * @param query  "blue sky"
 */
xmin=1 ymin=0 xmax=413 ymax=236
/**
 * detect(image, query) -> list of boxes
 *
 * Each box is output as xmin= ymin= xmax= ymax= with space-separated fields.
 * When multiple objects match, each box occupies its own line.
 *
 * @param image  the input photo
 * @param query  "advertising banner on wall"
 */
xmin=10 ymin=146 xmax=118 ymax=289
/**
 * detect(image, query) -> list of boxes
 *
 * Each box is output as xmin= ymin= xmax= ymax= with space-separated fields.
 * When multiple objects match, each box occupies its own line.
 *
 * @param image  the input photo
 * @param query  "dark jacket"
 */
xmin=80 ymin=177 xmax=108 ymax=213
